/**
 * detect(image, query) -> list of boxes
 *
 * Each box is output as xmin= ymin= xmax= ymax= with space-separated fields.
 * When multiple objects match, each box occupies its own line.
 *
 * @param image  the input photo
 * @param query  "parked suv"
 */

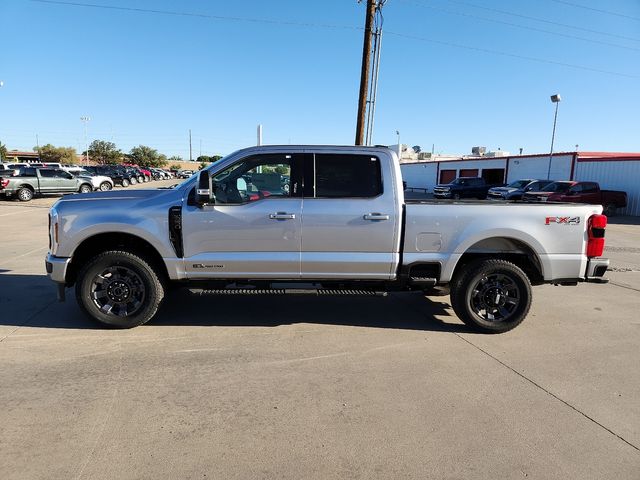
xmin=433 ymin=177 xmax=500 ymax=200
xmin=487 ymin=179 xmax=553 ymax=201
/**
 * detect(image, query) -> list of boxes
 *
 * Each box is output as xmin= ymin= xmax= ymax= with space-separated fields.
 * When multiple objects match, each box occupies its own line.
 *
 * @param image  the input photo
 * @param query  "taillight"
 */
xmin=586 ymin=214 xmax=607 ymax=257
xmin=0 ymin=178 xmax=9 ymax=189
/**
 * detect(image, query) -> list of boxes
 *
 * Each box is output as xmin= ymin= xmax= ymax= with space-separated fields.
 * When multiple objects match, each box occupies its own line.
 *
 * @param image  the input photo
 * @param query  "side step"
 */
xmin=190 ymin=288 xmax=387 ymax=297
xmin=408 ymin=277 xmax=437 ymax=287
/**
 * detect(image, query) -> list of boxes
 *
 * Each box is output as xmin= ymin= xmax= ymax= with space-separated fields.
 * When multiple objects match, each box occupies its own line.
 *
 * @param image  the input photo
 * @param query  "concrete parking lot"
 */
xmin=0 ymin=184 xmax=638 ymax=479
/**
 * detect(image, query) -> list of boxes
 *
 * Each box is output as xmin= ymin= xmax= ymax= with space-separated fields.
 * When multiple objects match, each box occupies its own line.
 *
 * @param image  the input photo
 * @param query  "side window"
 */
xmin=569 ymin=184 xmax=583 ymax=193
xmin=583 ymin=182 xmax=598 ymax=193
xmin=39 ymin=169 xmax=56 ymax=178
xmin=212 ymin=154 xmax=293 ymax=205
xmin=313 ymin=154 xmax=382 ymax=198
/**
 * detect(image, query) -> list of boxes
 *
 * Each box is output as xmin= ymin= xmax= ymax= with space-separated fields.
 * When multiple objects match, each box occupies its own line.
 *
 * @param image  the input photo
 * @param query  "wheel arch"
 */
xmin=450 ymin=236 xmax=544 ymax=286
xmin=66 ymin=232 xmax=169 ymax=286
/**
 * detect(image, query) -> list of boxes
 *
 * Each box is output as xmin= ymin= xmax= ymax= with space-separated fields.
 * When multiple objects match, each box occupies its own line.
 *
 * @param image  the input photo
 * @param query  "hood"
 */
xmin=523 ymin=191 xmax=554 ymax=199
xmin=489 ymin=186 xmax=518 ymax=193
xmin=54 ymin=188 xmax=175 ymax=206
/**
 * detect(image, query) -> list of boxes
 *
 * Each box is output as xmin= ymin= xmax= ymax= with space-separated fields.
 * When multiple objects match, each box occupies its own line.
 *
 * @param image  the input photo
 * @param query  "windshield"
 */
xmin=541 ymin=182 xmax=572 ymax=193
xmin=507 ymin=180 xmax=530 ymax=189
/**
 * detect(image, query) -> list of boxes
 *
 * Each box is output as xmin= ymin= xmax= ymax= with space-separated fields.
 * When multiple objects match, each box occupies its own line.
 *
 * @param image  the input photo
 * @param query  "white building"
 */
xmin=401 ymin=151 xmax=640 ymax=216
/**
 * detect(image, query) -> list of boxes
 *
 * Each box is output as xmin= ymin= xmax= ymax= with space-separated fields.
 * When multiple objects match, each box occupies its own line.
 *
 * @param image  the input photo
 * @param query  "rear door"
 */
xmin=300 ymin=152 xmax=400 ymax=279
xmin=36 ymin=169 xmax=58 ymax=193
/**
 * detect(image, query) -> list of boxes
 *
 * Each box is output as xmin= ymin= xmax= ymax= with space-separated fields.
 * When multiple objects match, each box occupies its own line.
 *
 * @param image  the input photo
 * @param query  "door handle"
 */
xmin=363 ymin=213 xmax=390 ymax=221
xmin=269 ymin=212 xmax=296 ymax=220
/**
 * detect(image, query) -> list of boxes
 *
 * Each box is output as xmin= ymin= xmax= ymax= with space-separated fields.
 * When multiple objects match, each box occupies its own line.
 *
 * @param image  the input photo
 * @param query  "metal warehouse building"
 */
xmin=401 ymin=151 xmax=640 ymax=216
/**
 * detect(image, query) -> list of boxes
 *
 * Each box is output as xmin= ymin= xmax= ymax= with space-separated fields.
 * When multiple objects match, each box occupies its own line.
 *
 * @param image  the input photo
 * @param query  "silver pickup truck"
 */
xmin=45 ymin=146 xmax=609 ymax=333
xmin=2 ymin=167 xmax=95 ymax=201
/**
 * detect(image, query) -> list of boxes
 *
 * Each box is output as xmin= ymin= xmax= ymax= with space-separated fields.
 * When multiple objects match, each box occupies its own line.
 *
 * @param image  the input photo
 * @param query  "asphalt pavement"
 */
xmin=0 ymin=184 xmax=638 ymax=479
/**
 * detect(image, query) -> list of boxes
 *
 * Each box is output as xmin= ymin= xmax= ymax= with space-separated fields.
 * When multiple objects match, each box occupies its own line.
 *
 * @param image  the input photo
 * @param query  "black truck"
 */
xmin=433 ymin=177 xmax=502 ymax=200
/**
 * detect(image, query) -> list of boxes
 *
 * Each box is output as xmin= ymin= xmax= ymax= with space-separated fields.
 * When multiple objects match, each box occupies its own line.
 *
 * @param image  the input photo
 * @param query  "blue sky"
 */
xmin=1 ymin=0 xmax=639 ymax=158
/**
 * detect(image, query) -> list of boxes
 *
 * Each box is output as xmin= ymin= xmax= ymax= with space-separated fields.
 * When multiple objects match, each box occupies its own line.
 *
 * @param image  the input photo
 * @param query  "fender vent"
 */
xmin=168 ymin=206 xmax=183 ymax=257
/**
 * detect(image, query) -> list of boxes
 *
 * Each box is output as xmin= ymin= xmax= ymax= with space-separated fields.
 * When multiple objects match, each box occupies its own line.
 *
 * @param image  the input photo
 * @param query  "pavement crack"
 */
xmin=454 ymin=333 xmax=640 ymax=453
xmin=74 ymin=343 xmax=124 ymax=480
xmin=608 ymin=281 xmax=640 ymax=293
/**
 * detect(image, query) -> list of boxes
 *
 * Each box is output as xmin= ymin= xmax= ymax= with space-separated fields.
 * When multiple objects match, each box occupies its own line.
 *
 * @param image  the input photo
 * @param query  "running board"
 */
xmin=408 ymin=277 xmax=437 ymax=287
xmin=190 ymin=288 xmax=387 ymax=297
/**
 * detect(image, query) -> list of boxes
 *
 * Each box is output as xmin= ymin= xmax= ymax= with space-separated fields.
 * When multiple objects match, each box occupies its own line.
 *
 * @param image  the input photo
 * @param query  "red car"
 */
xmin=522 ymin=181 xmax=627 ymax=216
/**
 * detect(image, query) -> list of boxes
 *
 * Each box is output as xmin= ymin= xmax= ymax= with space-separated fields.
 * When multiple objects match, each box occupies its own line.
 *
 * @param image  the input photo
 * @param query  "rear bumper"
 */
xmin=585 ymin=257 xmax=609 ymax=283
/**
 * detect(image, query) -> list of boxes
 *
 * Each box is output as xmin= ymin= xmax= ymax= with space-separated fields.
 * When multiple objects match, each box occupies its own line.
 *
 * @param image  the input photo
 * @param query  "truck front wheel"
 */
xmin=450 ymin=259 xmax=532 ymax=333
xmin=75 ymin=251 xmax=164 ymax=328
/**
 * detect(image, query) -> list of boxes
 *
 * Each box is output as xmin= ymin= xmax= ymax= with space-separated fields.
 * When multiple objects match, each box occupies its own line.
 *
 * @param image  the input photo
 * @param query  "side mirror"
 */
xmin=195 ymin=171 xmax=212 ymax=207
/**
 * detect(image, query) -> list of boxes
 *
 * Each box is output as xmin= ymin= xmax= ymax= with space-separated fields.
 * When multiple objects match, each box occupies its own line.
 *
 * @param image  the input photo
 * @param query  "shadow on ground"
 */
xmin=0 ymin=273 xmax=472 ymax=333
xmin=608 ymin=215 xmax=640 ymax=226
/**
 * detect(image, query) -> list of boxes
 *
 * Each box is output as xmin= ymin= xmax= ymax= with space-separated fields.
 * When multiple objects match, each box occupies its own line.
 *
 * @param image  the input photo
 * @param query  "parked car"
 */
xmin=433 ymin=177 xmax=501 ymax=200
xmin=177 ymin=170 xmax=195 ymax=179
xmin=1 ymin=167 xmax=94 ymax=201
xmin=84 ymin=165 xmax=134 ymax=187
xmin=522 ymin=181 xmax=627 ymax=216
xmin=71 ymin=169 xmax=114 ymax=191
xmin=487 ymin=179 xmax=554 ymax=201
xmin=46 ymin=145 xmax=610 ymax=333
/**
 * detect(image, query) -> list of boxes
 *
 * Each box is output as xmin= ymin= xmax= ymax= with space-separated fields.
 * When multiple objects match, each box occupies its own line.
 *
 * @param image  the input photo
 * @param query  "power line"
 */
xmin=400 ymin=0 xmax=640 ymax=52
xmin=437 ymin=0 xmax=640 ymax=43
xmin=384 ymin=30 xmax=640 ymax=79
xmin=31 ymin=0 xmax=360 ymax=31
xmin=548 ymin=0 xmax=640 ymax=22
xmin=29 ymin=0 xmax=639 ymax=79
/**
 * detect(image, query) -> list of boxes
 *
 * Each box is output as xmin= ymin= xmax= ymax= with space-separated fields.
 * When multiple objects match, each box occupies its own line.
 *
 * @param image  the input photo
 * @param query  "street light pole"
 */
xmin=546 ymin=94 xmax=561 ymax=180
xmin=80 ymin=116 xmax=91 ymax=165
xmin=396 ymin=130 xmax=401 ymax=159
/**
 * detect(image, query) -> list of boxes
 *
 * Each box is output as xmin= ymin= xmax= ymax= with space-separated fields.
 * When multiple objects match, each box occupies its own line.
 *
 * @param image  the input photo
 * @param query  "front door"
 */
xmin=300 ymin=152 xmax=400 ymax=280
xmin=181 ymin=153 xmax=303 ymax=279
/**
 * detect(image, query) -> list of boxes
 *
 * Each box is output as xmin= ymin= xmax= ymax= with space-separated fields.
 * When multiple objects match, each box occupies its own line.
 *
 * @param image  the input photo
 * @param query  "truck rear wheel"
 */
xmin=450 ymin=259 xmax=532 ymax=333
xmin=17 ymin=187 xmax=33 ymax=202
xmin=604 ymin=204 xmax=617 ymax=217
xmin=75 ymin=250 xmax=164 ymax=328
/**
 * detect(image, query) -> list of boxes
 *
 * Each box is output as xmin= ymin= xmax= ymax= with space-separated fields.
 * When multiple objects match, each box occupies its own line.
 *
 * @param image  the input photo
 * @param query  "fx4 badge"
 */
xmin=545 ymin=216 xmax=580 ymax=225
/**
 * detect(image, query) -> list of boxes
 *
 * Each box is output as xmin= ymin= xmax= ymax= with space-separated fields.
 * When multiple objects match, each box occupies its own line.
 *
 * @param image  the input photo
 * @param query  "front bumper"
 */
xmin=45 ymin=253 xmax=71 ymax=284
xmin=585 ymin=257 xmax=609 ymax=283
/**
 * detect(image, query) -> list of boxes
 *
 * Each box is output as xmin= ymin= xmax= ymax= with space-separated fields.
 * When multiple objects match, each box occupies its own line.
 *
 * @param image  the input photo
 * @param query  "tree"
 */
xmin=88 ymin=140 xmax=122 ymax=165
xmin=128 ymin=145 xmax=167 ymax=168
xmin=412 ymin=145 xmax=421 ymax=154
xmin=0 ymin=141 xmax=7 ymax=162
xmin=169 ymin=163 xmax=181 ymax=171
xmin=199 ymin=161 xmax=209 ymax=170
xmin=34 ymin=144 xmax=78 ymax=164
xmin=168 ymin=155 xmax=183 ymax=163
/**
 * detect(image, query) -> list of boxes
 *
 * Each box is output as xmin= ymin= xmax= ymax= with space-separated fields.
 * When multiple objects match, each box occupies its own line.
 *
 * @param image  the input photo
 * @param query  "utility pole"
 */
xmin=189 ymin=129 xmax=193 ymax=162
xmin=257 ymin=124 xmax=263 ymax=146
xmin=80 ymin=116 xmax=90 ymax=165
xmin=355 ymin=0 xmax=376 ymax=145
xmin=36 ymin=134 xmax=41 ymax=162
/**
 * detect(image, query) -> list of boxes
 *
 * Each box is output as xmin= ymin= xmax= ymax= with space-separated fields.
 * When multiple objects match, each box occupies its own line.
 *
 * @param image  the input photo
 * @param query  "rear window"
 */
xmin=313 ymin=154 xmax=382 ymax=198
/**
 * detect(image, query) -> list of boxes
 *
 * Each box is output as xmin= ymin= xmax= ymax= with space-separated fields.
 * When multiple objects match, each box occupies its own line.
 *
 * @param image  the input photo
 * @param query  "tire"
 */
xmin=79 ymin=184 xmax=93 ymax=194
xmin=121 ymin=178 xmax=130 ymax=187
xmin=143 ymin=176 xmax=149 ymax=183
xmin=99 ymin=181 xmax=112 ymax=191
xmin=453 ymin=193 xmax=461 ymax=200
xmin=450 ymin=259 xmax=532 ymax=333
xmin=604 ymin=204 xmax=617 ymax=217
xmin=138 ymin=176 xmax=144 ymax=183
xmin=17 ymin=187 xmax=33 ymax=202
xmin=130 ymin=177 xmax=137 ymax=185
xmin=75 ymin=250 xmax=164 ymax=328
